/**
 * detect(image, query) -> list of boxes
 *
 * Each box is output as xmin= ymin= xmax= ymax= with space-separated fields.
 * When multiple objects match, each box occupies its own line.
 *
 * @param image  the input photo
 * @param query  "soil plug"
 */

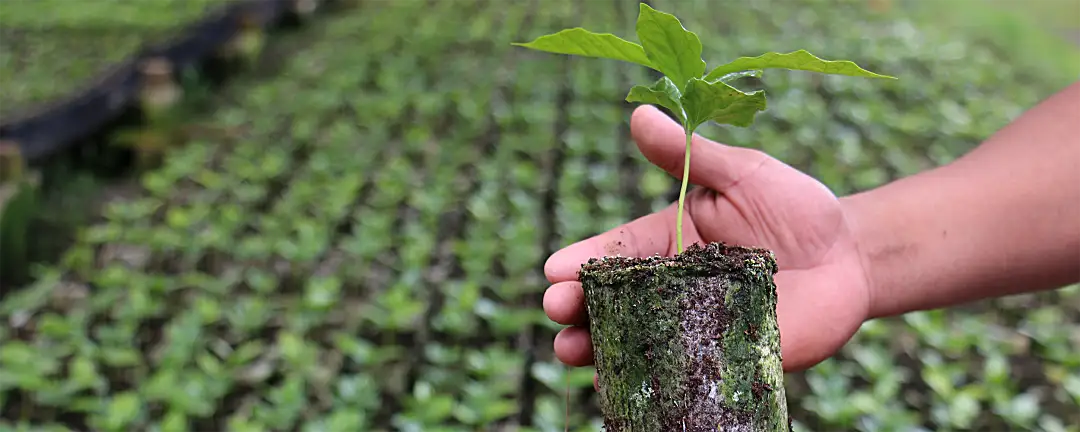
xmin=0 ymin=140 xmax=24 ymax=183
xmin=116 ymin=58 xmax=183 ymax=169
xmin=580 ymin=242 xmax=786 ymax=430
xmin=0 ymin=141 xmax=40 ymax=286
xmin=513 ymin=3 xmax=893 ymax=430
xmin=220 ymin=11 xmax=265 ymax=69
xmin=137 ymin=57 xmax=182 ymax=123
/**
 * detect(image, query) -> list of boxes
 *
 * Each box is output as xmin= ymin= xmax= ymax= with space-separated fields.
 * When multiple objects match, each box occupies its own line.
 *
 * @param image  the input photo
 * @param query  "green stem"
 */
xmin=675 ymin=125 xmax=693 ymax=254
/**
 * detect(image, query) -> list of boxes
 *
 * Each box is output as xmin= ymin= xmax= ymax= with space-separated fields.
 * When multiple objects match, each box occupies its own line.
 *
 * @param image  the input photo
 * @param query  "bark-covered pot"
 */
xmin=578 ymin=242 xmax=790 ymax=432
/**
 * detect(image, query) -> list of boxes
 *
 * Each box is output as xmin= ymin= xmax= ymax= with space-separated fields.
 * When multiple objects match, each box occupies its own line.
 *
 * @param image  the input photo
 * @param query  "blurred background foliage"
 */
xmin=0 ymin=0 xmax=1078 ymax=431
xmin=0 ymin=0 xmax=222 ymax=117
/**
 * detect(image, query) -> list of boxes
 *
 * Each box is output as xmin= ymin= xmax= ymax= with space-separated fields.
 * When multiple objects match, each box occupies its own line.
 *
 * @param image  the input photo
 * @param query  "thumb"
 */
xmin=631 ymin=105 xmax=771 ymax=192
xmin=543 ymin=204 xmax=684 ymax=283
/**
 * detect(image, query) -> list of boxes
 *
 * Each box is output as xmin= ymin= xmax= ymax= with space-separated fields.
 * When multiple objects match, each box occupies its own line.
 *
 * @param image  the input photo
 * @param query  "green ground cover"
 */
xmin=901 ymin=0 xmax=1080 ymax=84
xmin=0 ymin=0 xmax=222 ymax=118
xmin=1 ymin=0 xmax=1078 ymax=431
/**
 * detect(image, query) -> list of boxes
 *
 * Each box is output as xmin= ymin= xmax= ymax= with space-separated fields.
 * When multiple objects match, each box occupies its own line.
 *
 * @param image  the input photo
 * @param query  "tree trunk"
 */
xmin=578 ymin=242 xmax=790 ymax=432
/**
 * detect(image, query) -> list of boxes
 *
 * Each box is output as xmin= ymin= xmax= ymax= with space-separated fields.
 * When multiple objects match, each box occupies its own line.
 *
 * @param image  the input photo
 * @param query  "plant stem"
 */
xmin=675 ymin=125 xmax=693 ymax=254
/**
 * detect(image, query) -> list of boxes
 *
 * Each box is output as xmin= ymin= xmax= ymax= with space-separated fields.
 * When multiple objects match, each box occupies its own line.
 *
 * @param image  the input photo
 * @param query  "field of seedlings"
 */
xmin=1 ymin=0 xmax=1078 ymax=431
xmin=0 ymin=0 xmax=223 ymax=117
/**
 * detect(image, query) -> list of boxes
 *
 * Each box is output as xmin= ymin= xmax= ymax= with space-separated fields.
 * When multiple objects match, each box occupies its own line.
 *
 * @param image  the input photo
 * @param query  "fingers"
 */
xmin=543 ymin=204 xmax=681 ymax=371
xmin=548 ymin=271 xmax=847 ymax=372
xmin=553 ymin=326 xmax=594 ymax=367
xmin=542 ymin=201 xmax=708 ymax=343
xmin=543 ymin=281 xmax=587 ymax=325
xmin=543 ymin=205 xmax=678 ymax=284
xmin=773 ymin=269 xmax=866 ymax=372
xmin=630 ymin=105 xmax=772 ymax=192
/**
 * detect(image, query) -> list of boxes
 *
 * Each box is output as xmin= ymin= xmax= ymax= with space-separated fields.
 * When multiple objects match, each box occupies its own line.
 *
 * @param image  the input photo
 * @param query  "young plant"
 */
xmin=514 ymin=3 xmax=894 ymax=253
xmin=219 ymin=12 xmax=266 ymax=69
xmin=514 ymin=4 xmax=893 ymax=431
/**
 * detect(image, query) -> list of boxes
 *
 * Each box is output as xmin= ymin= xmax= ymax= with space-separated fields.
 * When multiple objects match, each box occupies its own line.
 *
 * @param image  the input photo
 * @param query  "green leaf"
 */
xmin=278 ymin=331 xmax=306 ymax=365
xmin=325 ymin=409 xmax=366 ymax=431
xmin=635 ymin=3 xmax=706 ymax=91
xmin=160 ymin=410 xmax=189 ymax=432
xmin=228 ymin=340 xmax=264 ymax=366
xmin=680 ymin=77 xmax=767 ymax=130
xmin=512 ymin=28 xmax=653 ymax=69
xmin=70 ymin=356 xmax=100 ymax=389
xmin=713 ymin=69 xmax=762 ymax=84
xmin=625 ymin=76 xmax=685 ymax=123
xmin=704 ymin=49 xmax=895 ymax=82
xmin=102 ymin=392 xmax=142 ymax=431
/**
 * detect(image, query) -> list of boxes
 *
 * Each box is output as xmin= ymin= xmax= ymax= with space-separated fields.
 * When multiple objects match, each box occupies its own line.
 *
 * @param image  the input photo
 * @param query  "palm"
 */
xmin=542 ymin=106 xmax=872 ymax=373
xmin=680 ymin=155 xmax=871 ymax=372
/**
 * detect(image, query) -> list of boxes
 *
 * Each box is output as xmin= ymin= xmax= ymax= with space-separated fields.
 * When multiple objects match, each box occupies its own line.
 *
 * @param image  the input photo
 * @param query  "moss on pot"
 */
xmin=578 ymin=242 xmax=790 ymax=432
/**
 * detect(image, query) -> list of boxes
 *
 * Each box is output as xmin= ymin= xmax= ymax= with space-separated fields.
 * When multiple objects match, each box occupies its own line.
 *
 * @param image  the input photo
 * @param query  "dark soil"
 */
xmin=578 ymin=241 xmax=777 ymax=281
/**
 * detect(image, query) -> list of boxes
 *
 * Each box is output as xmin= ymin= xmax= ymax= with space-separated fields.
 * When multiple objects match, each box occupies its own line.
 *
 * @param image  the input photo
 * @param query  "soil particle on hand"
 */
xmin=604 ymin=239 xmax=626 ymax=256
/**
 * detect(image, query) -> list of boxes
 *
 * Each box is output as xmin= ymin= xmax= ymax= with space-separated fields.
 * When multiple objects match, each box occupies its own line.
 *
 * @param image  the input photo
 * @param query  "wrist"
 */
xmin=836 ymin=149 xmax=972 ymax=320
xmin=838 ymin=190 xmax=888 ymax=321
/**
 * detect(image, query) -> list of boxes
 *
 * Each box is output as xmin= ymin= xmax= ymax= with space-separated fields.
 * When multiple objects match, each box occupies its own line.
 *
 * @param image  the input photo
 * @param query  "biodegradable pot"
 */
xmin=0 ymin=141 xmax=39 ymax=286
xmin=578 ymin=242 xmax=790 ymax=432
xmin=0 ymin=178 xmax=39 ymax=287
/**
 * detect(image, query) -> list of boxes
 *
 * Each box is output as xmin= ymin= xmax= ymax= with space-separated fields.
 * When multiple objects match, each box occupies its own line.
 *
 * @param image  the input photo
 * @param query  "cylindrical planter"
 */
xmin=0 ymin=142 xmax=40 ymax=287
xmin=578 ymin=242 xmax=790 ymax=431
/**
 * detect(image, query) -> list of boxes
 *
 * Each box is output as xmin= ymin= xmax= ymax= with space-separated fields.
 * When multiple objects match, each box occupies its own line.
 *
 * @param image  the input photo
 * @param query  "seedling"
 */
xmin=137 ymin=57 xmax=182 ymax=121
xmin=219 ymin=11 xmax=266 ymax=69
xmin=515 ymin=4 xmax=893 ymax=431
xmin=515 ymin=3 xmax=893 ymax=253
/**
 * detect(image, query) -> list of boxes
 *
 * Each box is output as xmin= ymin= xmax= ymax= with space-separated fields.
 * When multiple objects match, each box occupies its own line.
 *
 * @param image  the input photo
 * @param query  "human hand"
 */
xmin=542 ymin=105 xmax=873 ymax=380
